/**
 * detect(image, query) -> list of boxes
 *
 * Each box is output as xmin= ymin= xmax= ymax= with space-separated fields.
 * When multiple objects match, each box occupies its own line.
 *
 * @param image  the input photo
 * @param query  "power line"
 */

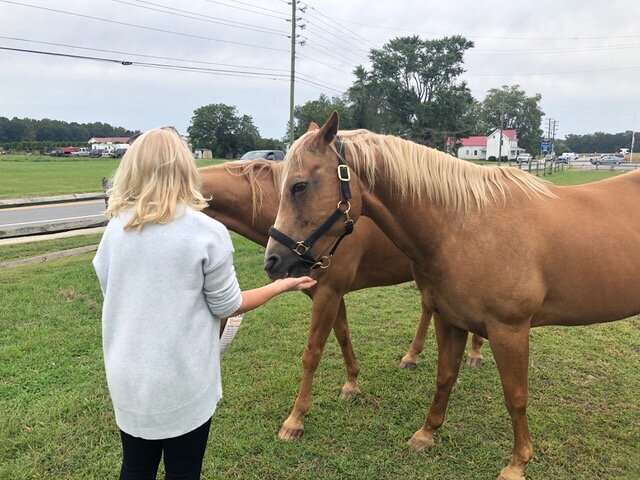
xmin=113 ymin=0 xmax=288 ymax=37
xmin=200 ymin=0 xmax=288 ymax=20
xmin=300 ymin=24 xmax=369 ymax=58
xmin=297 ymin=53 xmax=354 ymax=75
xmin=0 ymin=46 xmax=290 ymax=78
xmin=466 ymin=64 xmax=640 ymax=76
xmin=0 ymin=0 xmax=289 ymax=52
xmin=298 ymin=1 xmax=374 ymax=46
xmin=468 ymin=43 xmax=640 ymax=56
xmin=299 ymin=36 xmax=365 ymax=66
xmin=0 ymin=44 xmax=347 ymax=95
xmin=298 ymin=15 xmax=371 ymax=55
xmin=0 ymin=36 xmax=290 ymax=72
xmin=299 ymin=42 xmax=358 ymax=67
xmin=329 ymin=17 xmax=640 ymax=42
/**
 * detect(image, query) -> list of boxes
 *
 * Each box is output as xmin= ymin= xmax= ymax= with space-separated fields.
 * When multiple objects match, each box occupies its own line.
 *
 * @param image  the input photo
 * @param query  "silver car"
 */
xmin=590 ymin=155 xmax=622 ymax=166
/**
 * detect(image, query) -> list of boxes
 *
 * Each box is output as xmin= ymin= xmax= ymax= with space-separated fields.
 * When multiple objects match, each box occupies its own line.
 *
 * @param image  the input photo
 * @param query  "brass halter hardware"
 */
xmin=268 ymin=138 xmax=354 ymax=270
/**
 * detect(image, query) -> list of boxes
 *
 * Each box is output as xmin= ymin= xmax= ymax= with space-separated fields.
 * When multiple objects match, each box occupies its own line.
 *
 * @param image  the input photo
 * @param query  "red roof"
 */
xmin=89 ymin=137 xmax=131 ymax=143
xmin=459 ymin=136 xmax=487 ymax=147
xmin=502 ymin=129 xmax=517 ymax=140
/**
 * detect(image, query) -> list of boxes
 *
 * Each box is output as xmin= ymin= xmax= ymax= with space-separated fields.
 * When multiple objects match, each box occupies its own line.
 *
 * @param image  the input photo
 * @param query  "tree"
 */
xmin=236 ymin=114 xmax=261 ymax=155
xmin=188 ymin=103 xmax=264 ymax=158
xmin=348 ymin=35 xmax=475 ymax=148
xmin=477 ymin=85 xmax=544 ymax=156
xmin=564 ymin=131 xmax=633 ymax=153
xmin=290 ymin=94 xmax=354 ymax=139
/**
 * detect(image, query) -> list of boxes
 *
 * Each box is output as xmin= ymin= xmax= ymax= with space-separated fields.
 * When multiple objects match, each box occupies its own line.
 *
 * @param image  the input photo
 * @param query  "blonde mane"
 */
xmin=289 ymin=129 xmax=555 ymax=212
xmin=221 ymin=160 xmax=283 ymax=222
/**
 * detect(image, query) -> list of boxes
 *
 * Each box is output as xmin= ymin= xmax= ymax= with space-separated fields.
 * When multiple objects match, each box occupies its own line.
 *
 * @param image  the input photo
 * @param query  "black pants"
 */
xmin=119 ymin=418 xmax=211 ymax=480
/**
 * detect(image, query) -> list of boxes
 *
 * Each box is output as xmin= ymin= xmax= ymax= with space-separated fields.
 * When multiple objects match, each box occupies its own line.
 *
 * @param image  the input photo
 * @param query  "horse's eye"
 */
xmin=291 ymin=182 xmax=307 ymax=196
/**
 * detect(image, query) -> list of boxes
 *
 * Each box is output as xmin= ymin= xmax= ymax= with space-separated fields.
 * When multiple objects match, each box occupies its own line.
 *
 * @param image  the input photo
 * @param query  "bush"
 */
xmin=488 ymin=155 xmax=497 ymax=162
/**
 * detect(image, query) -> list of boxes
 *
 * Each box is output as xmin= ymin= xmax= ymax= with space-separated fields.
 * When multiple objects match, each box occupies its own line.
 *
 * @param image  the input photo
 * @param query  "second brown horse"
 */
xmin=200 ymin=160 xmax=484 ymax=439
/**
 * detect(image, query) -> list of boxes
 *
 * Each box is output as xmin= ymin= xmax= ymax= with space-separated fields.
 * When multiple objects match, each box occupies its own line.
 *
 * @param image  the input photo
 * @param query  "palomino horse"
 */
xmin=198 ymin=160 xmax=485 ymax=439
xmin=264 ymin=112 xmax=640 ymax=480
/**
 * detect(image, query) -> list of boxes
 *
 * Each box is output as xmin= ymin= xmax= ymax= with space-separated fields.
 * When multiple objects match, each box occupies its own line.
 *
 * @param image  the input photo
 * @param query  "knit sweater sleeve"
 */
xmin=202 ymin=233 xmax=243 ymax=319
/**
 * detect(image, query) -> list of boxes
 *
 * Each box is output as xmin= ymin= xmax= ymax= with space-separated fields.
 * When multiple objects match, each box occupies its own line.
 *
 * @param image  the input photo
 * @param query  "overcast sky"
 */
xmin=1 ymin=0 xmax=638 ymax=142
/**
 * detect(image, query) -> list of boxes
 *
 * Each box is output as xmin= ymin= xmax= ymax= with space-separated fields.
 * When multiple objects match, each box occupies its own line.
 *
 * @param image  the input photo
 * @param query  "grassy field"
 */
xmin=1 ymin=170 xmax=638 ymax=479
xmin=0 ymin=154 xmax=224 ymax=199
xmin=1 ymin=233 xmax=638 ymax=479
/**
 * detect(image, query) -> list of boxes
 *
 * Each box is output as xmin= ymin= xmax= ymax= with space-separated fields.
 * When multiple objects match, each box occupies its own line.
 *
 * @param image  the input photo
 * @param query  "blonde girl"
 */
xmin=93 ymin=127 xmax=315 ymax=480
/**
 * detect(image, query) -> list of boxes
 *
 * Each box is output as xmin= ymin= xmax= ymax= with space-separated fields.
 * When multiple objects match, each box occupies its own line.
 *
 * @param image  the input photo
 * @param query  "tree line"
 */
xmin=190 ymin=36 xmax=547 ymax=156
xmin=0 ymin=117 xmax=137 ymax=151
xmin=2 ymin=35 xmax=632 ymax=157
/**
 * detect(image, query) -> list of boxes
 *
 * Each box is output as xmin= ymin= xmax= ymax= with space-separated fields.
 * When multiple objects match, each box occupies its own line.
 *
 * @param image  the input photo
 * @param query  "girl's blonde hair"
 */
xmin=105 ymin=127 xmax=208 ymax=230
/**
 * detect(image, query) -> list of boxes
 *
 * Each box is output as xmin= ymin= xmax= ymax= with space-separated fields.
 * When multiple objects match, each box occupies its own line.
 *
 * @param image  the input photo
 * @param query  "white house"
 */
xmin=88 ymin=136 xmax=131 ymax=152
xmin=457 ymin=136 xmax=487 ymax=160
xmin=456 ymin=129 xmax=524 ymax=160
xmin=485 ymin=129 xmax=524 ymax=160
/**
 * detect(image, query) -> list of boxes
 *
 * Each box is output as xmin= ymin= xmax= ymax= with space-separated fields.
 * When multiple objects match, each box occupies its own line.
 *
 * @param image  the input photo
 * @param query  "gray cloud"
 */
xmin=0 ymin=0 xmax=638 ymax=140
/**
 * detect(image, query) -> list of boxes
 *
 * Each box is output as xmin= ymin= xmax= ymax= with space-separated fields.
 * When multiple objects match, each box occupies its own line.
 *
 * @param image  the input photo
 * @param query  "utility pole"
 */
xmin=497 ymin=99 xmax=504 ymax=165
xmin=288 ymin=0 xmax=296 ymax=147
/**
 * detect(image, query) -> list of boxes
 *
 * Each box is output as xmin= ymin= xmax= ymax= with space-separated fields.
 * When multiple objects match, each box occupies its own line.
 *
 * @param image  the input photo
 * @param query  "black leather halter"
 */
xmin=268 ymin=139 xmax=354 ymax=270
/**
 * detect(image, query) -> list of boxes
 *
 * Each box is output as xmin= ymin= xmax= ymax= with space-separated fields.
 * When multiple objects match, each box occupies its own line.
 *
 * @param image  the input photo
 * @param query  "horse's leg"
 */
xmin=278 ymin=293 xmax=341 ymax=441
xmin=399 ymin=304 xmax=432 ymax=370
xmin=407 ymin=313 xmax=468 ymax=451
xmin=465 ymin=333 xmax=485 ymax=367
xmin=487 ymin=323 xmax=533 ymax=480
xmin=331 ymin=300 xmax=362 ymax=399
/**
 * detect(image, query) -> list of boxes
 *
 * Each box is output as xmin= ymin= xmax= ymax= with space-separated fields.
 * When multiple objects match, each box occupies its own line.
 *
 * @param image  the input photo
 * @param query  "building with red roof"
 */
xmin=456 ymin=129 xmax=524 ymax=161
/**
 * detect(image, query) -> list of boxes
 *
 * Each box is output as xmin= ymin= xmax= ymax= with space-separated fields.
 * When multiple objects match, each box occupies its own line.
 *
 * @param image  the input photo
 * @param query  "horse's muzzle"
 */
xmin=264 ymin=251 xmax=312 ymax=280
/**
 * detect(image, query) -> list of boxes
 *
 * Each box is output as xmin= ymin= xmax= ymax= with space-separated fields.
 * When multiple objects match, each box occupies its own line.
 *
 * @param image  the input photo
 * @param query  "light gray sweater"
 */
xmin=93 ymin=207 xmax=243 ymax=439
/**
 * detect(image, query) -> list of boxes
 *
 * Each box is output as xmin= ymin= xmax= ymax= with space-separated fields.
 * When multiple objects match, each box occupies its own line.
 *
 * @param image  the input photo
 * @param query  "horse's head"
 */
xmin=264 ymin=112 xmax=362 ymax=279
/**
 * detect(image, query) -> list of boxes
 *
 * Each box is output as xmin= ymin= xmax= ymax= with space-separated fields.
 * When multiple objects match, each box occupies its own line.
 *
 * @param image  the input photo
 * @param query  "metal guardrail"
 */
xmin=0 ymin=192 xmax=108 ymax=239
xmin=0 ymin=192 xmax=106 ymax=209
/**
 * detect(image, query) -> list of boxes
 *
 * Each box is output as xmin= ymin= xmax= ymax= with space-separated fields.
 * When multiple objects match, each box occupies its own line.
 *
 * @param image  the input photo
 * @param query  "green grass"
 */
xmin=0 ymin=233 xmax=104 ymax=263
xmin=1 ymin=232 xmax=638 ymax=479
xmin=543 ymin=168 xmax=623 ymax=186
xmin=0 ymin=155 xmax=224 ymax=199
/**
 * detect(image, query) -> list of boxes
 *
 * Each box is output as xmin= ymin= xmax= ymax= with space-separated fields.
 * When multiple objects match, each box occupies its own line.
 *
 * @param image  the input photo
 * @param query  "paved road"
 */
xmin=0 ymin=200 xmax=106 ymax=232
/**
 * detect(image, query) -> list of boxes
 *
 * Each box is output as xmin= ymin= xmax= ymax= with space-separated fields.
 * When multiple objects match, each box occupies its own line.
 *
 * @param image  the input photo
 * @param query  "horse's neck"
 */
xmin=359 ymin=179 xmax=445 ymax=265
xmin=200 ymin=166 xmax=278 ymax=247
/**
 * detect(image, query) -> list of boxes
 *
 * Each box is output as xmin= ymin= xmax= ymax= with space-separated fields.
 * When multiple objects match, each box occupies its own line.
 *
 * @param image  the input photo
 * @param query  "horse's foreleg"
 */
xmin=465 ymin=333 xmax=485 ymax=367
xmin=278 ymin=293 xmax=341 ymax=441
xmin=488 ymin=323 xmax=533 ymax=480
xmin=400 ymin=303 xmax=432 ymax=370
xmin=331 ymin=300 xmax=362 ymax=399
xmin=408 ymin=313 xmax=467 ymax=451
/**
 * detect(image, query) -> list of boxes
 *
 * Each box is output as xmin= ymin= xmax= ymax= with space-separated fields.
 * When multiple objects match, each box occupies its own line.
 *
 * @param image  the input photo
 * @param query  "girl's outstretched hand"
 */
xmin=275 ymin=276 xmax=317 ymax=292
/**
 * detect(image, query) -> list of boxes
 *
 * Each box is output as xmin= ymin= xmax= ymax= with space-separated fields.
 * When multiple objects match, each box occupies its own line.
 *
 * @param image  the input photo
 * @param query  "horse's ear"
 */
xmin=317 ymin=111 xmax=339 ymax=146
xmin=307 ymin=122 xmax=319 ymax=132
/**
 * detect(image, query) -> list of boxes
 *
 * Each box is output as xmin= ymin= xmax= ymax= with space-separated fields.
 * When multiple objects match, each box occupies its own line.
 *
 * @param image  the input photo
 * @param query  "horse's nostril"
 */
xmin=264 ymin=254 xmax=280 ymax=274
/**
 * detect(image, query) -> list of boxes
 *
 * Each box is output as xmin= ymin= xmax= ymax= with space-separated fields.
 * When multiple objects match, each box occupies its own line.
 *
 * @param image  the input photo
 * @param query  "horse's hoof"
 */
xmin=278 ymin=426 xmax=304 ymax=441
xmin=340 ymin=388 xmax=362 ymax=400
xmin=466 ymin=355 xmax=484 ymax=367
xmin=496 ymin=466 xmax=526 ymax=480
xmin=399 ymin=359 xmax=418 ymax=370
xmin=407 ymin=431 xmax=435 ymax=452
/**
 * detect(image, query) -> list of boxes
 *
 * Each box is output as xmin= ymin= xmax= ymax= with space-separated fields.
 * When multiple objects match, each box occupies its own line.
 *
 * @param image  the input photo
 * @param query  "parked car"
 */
xmin=113 ymin=148 xmax=128 ymax=158
xmin=71 ymin=147 xmax=90 ymax=157
xmin=557 ymin=152 xmax=578 ymax=163
xmin=239 ymin=149 xmax=285 ymax=161
xmin=590 ymin=155 xmax=623 ymax=166
xmin=89 ymin=149 xmax=104 ymax=158
xmin=516 ymin=153 xmax=532 ymax=164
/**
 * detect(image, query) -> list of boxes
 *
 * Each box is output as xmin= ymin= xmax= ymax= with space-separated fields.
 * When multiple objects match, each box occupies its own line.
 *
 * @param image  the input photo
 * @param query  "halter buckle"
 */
xmin=312 ymin=256 xmax=332 ymax=270
xmin=337 ymin=164 xmax=350 ymax=182
xmin=294 ymin=241 xmax=310 ymax=256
